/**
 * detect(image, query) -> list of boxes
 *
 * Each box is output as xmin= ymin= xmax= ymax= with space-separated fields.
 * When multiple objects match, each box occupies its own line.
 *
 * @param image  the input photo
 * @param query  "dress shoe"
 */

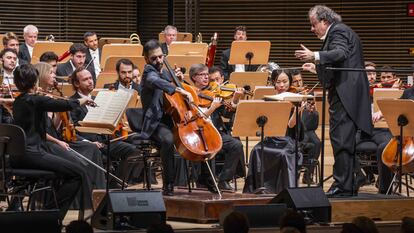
xmin=218 ymin=180 xmax=234 ymax=192
xmin=162 ymin=183 xmax=174 ymax=196
xmin=197 ymin=179 xmax=218 ymax=194
xmin=325 ymin=186 xmax=354 ymax=198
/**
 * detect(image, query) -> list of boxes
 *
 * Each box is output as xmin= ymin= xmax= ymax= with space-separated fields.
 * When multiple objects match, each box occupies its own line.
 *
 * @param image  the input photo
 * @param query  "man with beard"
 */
xmin=57 ymin=43 xmax=96 ymax=83
xmin=139 ymin=39 xmax=192 ymax=196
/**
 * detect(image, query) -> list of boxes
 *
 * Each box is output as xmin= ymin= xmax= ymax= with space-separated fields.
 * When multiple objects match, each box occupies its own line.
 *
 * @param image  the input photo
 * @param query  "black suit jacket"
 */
xmin=401 ymin=87 xmax=414 ymax=100
xmin=139 ymin=64 xmax=176 ymax=139
xmin=220 ymin=48 xmax=259 ymax=81
xmin=18 ymin=43 xmax=31 ymax=63
xmin=0 ymin=106 xmax=13 ymax=124
xmin=103 ymin=80 xmax=141 ymax=95
xmin=85 ymin=48 xmax=100 ymax=78
xmin=316 ymin=22 xmax=372 ymax=135
xmin=56 ymin=60 xmax=96 ymax=84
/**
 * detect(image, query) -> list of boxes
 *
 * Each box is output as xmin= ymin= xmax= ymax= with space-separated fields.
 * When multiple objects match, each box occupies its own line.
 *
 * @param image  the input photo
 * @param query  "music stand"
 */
xmin=253 ymin=86 xmax=277 ymax=100
xmin=32 ymin=41 xmax=73 ymax=64
xmin=102 ymin=56 xmax=146 ymax=73
xmin=373 ymin=89 xmax=404 ymax=128
xmin=168 ymin=43 xmax=208 ymax=60
xmin=158 ymin=32 xmax=193 ymax=43
xmin=377 ymin=99 xmax=414 ymax=194
xmin=228 ymin=41 xmax=271 ymax=70
xmin=229 ymin=72 xmax=268 ymax=94
xmin=232 ymin=100 xmax=292 ymax=194
xmin=98 ymin=37 xmax=130 ymax=49
xmin=165 ymin=55 xmax=205 ymax=74
xmin=100 ymin=44 xmax=143 ymax=68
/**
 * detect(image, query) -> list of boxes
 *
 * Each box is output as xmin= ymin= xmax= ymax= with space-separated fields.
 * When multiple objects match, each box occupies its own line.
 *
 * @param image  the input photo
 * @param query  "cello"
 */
xmin=163 ymin=57 xmax=223 ymax=161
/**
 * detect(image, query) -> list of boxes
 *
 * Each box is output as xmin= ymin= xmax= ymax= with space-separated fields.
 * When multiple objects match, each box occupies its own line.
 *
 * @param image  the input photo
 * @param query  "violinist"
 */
xmin=1 ymin=48 xmax=17 ymax=85
xmin=365 ymin=61 xmax=377 ymax=85
xmin=291 ymin=69 xmax=321 ymax=184
xmin=11 ymin=64 xmax=93 ymax=220
xmin=35 ymin=62 xmax=105 ymax=194
xmin=132 ymin=65 xmax=142 ymax=87
xmin=3 ymin=32 xmax=27 ymax=67
xmin=69 ymin=67 xmax=140 ymax=188
xmin=190 ymin=63 xmax=245 ymax=192
xmin=139 ymin=40 xmax=193 ymax=196
xmin=39 ymin=51 xmax=59 ymax=74
xmin=208 ymin=66 xmax=225 ymax=85
xmin=103 ymin=58 xmax=141 ymax=94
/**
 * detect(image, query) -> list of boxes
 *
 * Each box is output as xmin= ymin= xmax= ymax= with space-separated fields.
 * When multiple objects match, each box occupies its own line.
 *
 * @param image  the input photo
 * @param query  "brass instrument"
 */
xmin=45 ymin=34 xmax=55 ymax=42
xmin=196 ymin=32 xmax=203 ymax=43
xmin=129 ymin=33 xmax=141 ymax=44
xmin=256 ymin=62 xmax=280 ymax=85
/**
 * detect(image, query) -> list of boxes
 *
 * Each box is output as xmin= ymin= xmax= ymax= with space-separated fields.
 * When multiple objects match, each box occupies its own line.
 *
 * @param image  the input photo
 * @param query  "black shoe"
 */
xmin=218 ymin=180 xmax=234 ymax=192
xmin=197 ymin=179 xmax=218 ymax=194
xmin=325 ymin=186 xmax=354 ymax=198
xmin=162 ymin=183 xmax=174 ymax=196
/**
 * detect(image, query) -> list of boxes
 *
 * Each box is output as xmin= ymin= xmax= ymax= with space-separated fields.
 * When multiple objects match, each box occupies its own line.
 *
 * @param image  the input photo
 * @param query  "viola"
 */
xmin=53 ymin=82 xmax=77 ymax=142
xmin=382 ymin=136 xmax=414 ymax=173
xmin=163 ymin=57 xmax=222 ymax=161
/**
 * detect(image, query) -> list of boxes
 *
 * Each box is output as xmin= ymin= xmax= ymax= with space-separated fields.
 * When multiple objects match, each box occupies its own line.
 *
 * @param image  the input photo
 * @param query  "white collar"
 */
xmin=320 ymin=24 xmax=333 ymax=41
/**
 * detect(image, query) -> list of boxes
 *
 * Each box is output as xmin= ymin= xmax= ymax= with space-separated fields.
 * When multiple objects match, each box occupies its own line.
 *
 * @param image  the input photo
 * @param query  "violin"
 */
xmin=53 ymin=82 xmax=77 ymax=142
xmin=209 ymin=81 xmax=253 ymax=99
xmin=382 ymin=136 xmax=414 ymax=173
xmin=197 ymin=88 xmax=234 ymax=111
xmin=287 ymin=85 xmax=308 ymax=94
xmin=369 ymin=79 xmax=412 ymax=96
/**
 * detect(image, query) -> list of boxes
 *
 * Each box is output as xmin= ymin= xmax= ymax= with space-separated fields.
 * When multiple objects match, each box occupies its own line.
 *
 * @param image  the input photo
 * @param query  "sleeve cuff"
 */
xmin=314 ymin=52 xmax=320 ymax=62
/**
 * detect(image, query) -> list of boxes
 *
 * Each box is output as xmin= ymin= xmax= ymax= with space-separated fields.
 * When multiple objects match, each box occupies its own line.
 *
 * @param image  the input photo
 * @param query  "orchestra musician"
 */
xmin=297 ymin=5 xmax=372 ymax=197
xmin=35 ymin=62 xmax=105 ymax=194
xmin=365 ymin=61 xmax=377 ymax=85
xmin=220 ymin=26 xmax=259 ymax=81
xmin=3 ymin=32 xmax=27 ymax=67
xmin=11 ymin=64 xmax=93 ymax=220
xmin=83 ymin=31 xmax=101 ymax=78
xmin=1 ymin=48 xmax=18 ymax=85
xmin=190 ymin=63 xmax=245 ymax=192
xmin=103 ymin=58 xmax=141 ymax=94
xmin=160 ymin=25 xmax=178 ymax=56
xmin=57 ymin=43 xmax=96 ymax=83
xmin=132 ymin=64 xmax=142 ymax=87
xmin=139 ymin=39 xmax=193 ymax=196
xmin=208 ymin=66 xmax=225 ymax=85
xmin=39 ymin=51 xmax=59 ymax=74
xmin=18 ymin=25 xmax=38 ymax=63
xmin=69 ymin=67 xmax=140 ymax=188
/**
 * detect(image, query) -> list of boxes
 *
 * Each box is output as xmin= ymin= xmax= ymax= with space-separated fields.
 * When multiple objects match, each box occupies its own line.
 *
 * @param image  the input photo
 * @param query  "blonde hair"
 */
xmin=34 ymin=62 xmax=52 ymax=88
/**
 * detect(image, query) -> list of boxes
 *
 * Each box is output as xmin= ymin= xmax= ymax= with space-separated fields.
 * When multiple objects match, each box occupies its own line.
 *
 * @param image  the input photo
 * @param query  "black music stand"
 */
xmin=377 ymin=99 xmax=414 ymax=195
xmin=232 ymin=100 xmax=292 ymax=194
xmin=228 ymin=41 xmax=270 ymax=71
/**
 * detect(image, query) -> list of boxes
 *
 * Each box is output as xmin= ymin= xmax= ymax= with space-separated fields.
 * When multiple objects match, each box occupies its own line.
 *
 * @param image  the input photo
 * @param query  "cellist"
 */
xmin=190 ymin=63 xmax=245 ymax=192
xmin=139 ymin=40 xmax=193 ymax=196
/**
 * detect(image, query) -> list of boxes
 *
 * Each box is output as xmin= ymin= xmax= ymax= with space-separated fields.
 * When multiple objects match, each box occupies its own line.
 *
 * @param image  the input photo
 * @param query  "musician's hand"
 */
xmin=302 ymin=63 xmax=317 ymax=74
xmin=232 ymin=88 xmax=244 ymax=104
xmin=372 ymin=111 xmax=383 ymax=123
xmin=175 ymin=88 xmax=194 ymax=103
xmin=210 ymin=97 xmax=223 ymax=111
xmin=295 ymin=44 xmax=315 ymax=62
xmin=174 ymin=67 xmax=184 ymax=81
xmin=392 ymin=78 xmax=401 ymax=88
xmin=56 ymin=140 xmax=70 ymax=151
xmin=90 ymin=141 xmax=104 ymax=149
xmin=78 ymin=96 xmax=96 ymax=106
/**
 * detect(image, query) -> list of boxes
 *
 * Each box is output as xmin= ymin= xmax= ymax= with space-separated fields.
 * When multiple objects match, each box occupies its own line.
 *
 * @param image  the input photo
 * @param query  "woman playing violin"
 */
xmin=190 ymin=63 xmax=245 ymax=192
xmin=11 ymin=64 xmax=94 ymax=220
xmin=35 ymin=62 xmax=105 ymax=194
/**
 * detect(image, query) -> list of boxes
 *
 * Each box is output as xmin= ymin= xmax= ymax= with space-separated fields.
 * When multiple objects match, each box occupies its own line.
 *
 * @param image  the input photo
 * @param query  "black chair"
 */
xmin=355 ymin=138 xmax=378 ymax=186
xmin=299 ymin=142 xmax=320 ymax=186
xmin=0 ymin=124 xmax=58 ymax=211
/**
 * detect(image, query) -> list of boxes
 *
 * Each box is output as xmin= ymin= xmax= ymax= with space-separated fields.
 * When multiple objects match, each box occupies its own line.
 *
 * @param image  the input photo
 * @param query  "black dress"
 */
xmin=12 ymin=93 xmax=92 ymax=220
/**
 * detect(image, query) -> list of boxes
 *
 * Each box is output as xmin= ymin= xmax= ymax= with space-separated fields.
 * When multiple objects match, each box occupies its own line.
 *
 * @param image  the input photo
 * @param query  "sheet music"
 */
xmin=83 ymin=90 xmax=132 ymax=126
xmin=264 ymin=92 xmax=314 ymax=102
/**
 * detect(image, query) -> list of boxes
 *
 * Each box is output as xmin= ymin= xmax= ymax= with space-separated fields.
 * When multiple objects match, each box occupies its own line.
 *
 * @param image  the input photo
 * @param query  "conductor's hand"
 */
xmin=295 ymin=44 xmax=315 ymax=62
xmin=302 ymin=63 xmax=317 ymax=74
xmin=175 ymin=87 xmax=194 ymax=103
xmin=78 ymin=96 xmax=96 ymax=106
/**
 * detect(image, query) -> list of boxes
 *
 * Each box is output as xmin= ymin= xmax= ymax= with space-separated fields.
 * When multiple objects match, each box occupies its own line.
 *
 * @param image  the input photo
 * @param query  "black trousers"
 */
xmin=329 ymin=89 xmax=357 ymax=192
xmin=150 ymin=122 xmax=175 ymax=184
xmin=302 ymin=130 xmax=321 ymax=175
xmin=11 ymin=147 xmax=90 ymax=221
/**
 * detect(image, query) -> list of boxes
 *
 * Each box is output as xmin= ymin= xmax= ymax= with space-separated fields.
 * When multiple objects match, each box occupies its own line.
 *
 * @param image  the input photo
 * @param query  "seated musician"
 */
xmin=35 ymin=62 xmax=105 ymax=194
xmin=208 ymin=66 xmax=225 ymax=85
xmin=83 ymin=31 xmax=101 ymax=78
xmin=57 ymin=43 xmax=96 ymax=83
xmin=1 ymin=48 xmax=17 ymax=85
xmin=377 ymin=65 xmax=401 ymax=88
xmin=132 ymin=64 xmax=142 ymax=87
xmin=365 ymin=61 xmax=377 ymax=85
xmin=190 ymin=63 xmax=245 ymax=192
xmin=18 ymin=25 xmax=38 ymax=63
xmin=103 ymin=58 xmax=141 ymax=94
xmin=40 ymin=51 xmax=59 ymax=74
xmin=139 ymin=39 xmax=193 ymax=196
xmin=3 ymin=32 xmax=27 ymax=66
xmin=11 ymin=64 xmax=93 ymax=220
xmin=69 ymin=67 xmax=140 ymax=188
xmin=0 ymin=98 xmax=13 ymax=124
xmin=220 ymin=26 xmax=259 ymax=81
xmin=290 ymin=69 xmax=321 ymax=184
xmin=243 ymin=69 xmax=302 ymax=193
xmin=365 ymin=62 xmax=398 ymax=193
xmin=161 ymin=25 xmax=178 ymax=55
